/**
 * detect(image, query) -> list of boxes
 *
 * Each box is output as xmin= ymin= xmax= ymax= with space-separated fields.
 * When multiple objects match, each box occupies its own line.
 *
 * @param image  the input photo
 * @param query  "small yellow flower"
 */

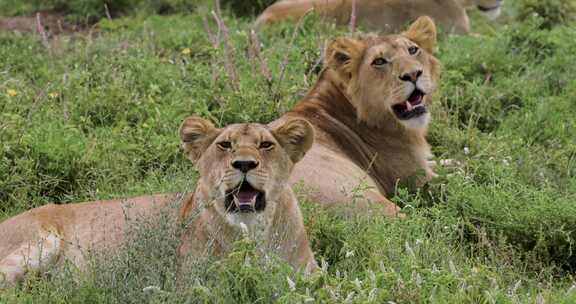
xmin=6 ymin=89 xmax=17 ymax=97
xmin=181 ymin=48 xmax=191 ymax=55
xmin=48 ymin=92 xmax=60 ymax=99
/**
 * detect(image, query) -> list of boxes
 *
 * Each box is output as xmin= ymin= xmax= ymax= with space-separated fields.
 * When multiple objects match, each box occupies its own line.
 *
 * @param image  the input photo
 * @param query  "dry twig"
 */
xmin=35 ymin=13 xmax=50 ymax=49
xmin=248 ymin=30 xmax=272 ymax=83
xmin=349 ymin=0 xmax=357 ymax=33
xmin=273 ymin=8 xmax=313 ymax=104
xmin=305 ymin=43 xmax=325 ymax=85
xmin=202 ymin=14 xmax=222 ymax=86
xmin=104 ymin=3 xmax=112 ymax=20
xmin=211 ymin=0 xmax=239 ymax=90
xmin=202 ymin=14 xmax=219 ymax=46
xmin=61 ymin=73 xmax=70 ymax=122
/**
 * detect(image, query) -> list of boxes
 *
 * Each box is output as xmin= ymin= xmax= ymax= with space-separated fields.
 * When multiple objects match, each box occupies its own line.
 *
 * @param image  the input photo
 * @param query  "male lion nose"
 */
xmin=232 ymin=160 xmax=259 ymax=173
xmin=399 ymin=70 xmax=423 ymax=83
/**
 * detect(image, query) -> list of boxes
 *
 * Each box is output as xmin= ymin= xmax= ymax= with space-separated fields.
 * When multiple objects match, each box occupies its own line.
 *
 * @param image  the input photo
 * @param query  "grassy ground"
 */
xmin=0 ymin=0 xmax=575 ymax=302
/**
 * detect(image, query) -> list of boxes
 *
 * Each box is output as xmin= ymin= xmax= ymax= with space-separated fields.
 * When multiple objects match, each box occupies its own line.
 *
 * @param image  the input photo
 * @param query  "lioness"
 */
xmin=255 ymin=0 xmax=503 ymax=34
xmin=270 ymin=16 xmax=440 ymax=215
xmin=177 ymin=116 xmax=318 ymax=274
xmin=0 ymin=117 xmax=317 ymax=285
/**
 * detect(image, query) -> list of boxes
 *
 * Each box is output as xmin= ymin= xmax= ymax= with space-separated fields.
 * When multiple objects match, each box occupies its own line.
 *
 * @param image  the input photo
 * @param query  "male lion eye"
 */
xmin=259 ymin=141 xmax=274 ymax=150
xmin=408 ymin=46 xmax=419 ymax=55
xmin=217 ymin=141 xmax=232 ymax=150
xmin=371 ymin=58 xmax=388 ymax=66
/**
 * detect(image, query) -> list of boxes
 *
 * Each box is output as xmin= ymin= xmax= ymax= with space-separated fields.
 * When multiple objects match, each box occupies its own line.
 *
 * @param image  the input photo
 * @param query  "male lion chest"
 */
xmin=367 ymin=144 xmax=432 ymax=195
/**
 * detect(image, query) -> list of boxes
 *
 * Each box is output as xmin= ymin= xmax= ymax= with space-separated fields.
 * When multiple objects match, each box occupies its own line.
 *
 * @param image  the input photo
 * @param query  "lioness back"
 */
xmin=0 ymin=193 xmax=178 ymax=285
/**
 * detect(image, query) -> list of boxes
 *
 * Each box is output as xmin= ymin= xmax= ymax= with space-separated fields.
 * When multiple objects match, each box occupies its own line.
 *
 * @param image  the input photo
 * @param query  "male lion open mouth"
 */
xmin=392 ymin=88 xmax=427 ymax=120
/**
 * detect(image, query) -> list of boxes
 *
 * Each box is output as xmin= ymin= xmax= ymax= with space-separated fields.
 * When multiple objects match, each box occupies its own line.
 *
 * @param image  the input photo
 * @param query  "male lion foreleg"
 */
xmin=364 ymin=190 xmax=404 ymax=218
xmin=0 ymin=231 xmax=61 ymax=285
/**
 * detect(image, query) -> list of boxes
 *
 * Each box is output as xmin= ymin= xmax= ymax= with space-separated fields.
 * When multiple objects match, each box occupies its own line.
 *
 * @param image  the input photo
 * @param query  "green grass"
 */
xmin=1 ymin=0 xmax=575 ymax=302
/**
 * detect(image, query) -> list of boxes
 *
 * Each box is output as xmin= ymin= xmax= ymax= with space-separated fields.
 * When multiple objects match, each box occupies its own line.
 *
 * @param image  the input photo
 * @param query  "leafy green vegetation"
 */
xmin=0 ymin=0 xmax=575 ymax=302
xmin=514 ymin=0 xmax=576 ymax=29
xmin=0 ymin=0 xmax=198 ymax=22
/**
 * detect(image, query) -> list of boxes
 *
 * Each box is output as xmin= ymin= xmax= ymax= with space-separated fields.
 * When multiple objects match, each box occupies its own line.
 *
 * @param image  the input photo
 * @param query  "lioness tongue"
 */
xmin=235 ymin=190 xmax=258 ymax=205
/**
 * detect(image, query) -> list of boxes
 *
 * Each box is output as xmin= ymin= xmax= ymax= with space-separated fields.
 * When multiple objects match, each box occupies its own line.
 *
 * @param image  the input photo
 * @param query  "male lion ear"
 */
xmin=271 ymin=119 xmax=314 ymax=163
xmin=403 ymin=16 xmax=437 ymax=54
xmin=179 ymin=116 xmax=221 ymax=163
xmin=324 ymin=37 xmax=365 ymax=80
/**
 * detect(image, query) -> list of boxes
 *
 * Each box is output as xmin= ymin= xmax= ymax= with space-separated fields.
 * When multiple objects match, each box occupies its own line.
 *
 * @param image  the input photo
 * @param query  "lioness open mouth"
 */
xmin=392 ymin=89 xmax=427 ymax=120
xmin=224 ymin=180 xmax=266 ymax=213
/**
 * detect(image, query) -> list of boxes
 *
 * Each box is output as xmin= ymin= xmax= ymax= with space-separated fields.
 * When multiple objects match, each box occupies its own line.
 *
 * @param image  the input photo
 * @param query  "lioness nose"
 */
xmin=399 ymin=70 xmax=423 ymax=83
xmin=232 ymin=160 xmax=259 ymax=173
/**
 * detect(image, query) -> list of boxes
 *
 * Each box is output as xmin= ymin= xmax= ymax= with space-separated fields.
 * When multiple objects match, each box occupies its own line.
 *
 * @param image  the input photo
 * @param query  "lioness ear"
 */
xmin=324 ymin=37 xmax=365 ymax=80
xmin=271 ymin=119 xmax=314 ymax=163
xmin=179 ymin=116 xmax=220 ymax=162
xmin=403 ymin=16 xmax=437 ymax=53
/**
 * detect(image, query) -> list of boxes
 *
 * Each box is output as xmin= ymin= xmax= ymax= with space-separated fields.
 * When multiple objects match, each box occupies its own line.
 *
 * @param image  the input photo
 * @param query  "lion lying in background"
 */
xmin=255 ymin=0 xmax=503 ymax=34
xmin=0 ymin=117 xmax=318 ymax=286
xmin=271 ymin=16 xmax=441 ymax=215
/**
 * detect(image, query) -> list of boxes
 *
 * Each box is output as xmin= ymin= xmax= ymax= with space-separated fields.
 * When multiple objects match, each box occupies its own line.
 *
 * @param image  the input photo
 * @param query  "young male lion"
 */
xmin=0 ymin=117 xmax=318 ymax=285
xmin=271 ymin=16 xmax=441 ymax=215
xmin=255 ymin=0 xmax=503 ymax=34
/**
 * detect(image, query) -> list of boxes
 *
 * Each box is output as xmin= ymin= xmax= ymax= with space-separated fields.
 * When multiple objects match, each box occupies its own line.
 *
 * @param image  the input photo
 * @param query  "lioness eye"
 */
xmin=217 ymin=141 xmax=232 ymax=150
xmin=371 ymin=58 xmax=388 ymax=66
xmin=408 ymin=46 xmax=419 ymax=55
xmin=259 ymin=141 xmax=274 ymax=150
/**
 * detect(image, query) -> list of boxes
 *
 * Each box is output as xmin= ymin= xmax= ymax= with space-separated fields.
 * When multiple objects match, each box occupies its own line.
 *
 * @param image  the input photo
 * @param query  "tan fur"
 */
xmin=0 ymin=119 xmax=318 ymax=285
xmin=177 ymin=117 xmax=318 ymax=274
xmin=0 ymin=194 xmax=178 ymax=285
xmin=255 ymin=0 xmax=504 ymax=34
xmin=270 ymin=17 xmax=441 ymax=215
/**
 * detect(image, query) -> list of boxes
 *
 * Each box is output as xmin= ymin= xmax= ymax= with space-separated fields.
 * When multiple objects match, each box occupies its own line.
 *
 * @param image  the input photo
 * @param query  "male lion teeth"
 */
xmin=406 ymin=101 xmax=414 ymax=111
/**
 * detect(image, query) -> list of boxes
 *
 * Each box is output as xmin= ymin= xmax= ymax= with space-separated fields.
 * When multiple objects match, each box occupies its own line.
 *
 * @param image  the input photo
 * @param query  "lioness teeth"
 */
xmin=233 ymin=193 xmax=257 ymax=208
